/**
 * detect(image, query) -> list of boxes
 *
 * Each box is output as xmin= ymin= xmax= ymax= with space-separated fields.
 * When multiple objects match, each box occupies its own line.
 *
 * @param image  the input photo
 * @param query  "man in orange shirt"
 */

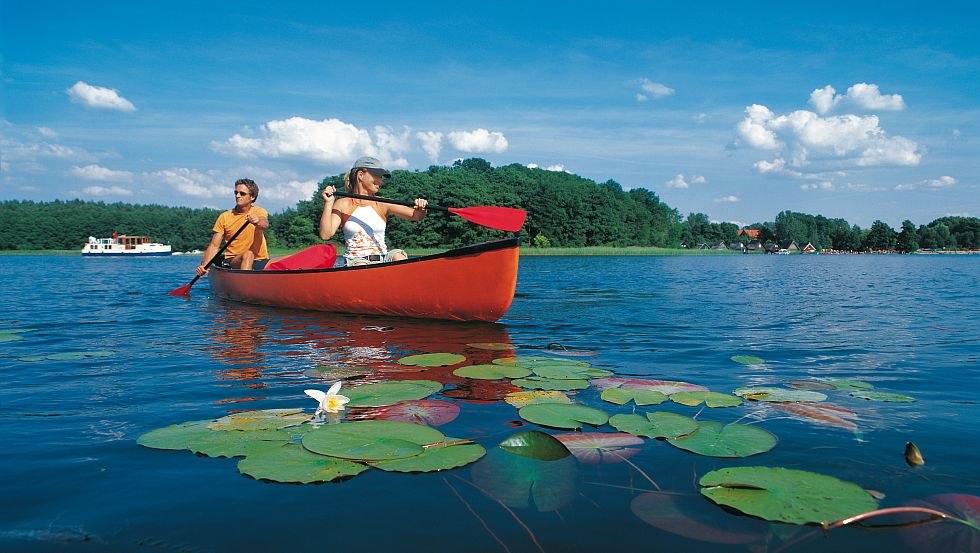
xmin=196 ymin=178 xmax=270 ymax=275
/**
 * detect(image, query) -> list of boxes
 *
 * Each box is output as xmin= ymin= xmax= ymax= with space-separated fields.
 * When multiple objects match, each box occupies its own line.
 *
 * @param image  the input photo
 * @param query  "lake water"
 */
xmin=1 ymin=253 xmax=978 ymax=552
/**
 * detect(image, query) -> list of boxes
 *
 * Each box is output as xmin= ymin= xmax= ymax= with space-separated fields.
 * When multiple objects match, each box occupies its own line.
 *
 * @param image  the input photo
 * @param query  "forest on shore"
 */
xmin=2 ymin=158 xmax=978 ymax=253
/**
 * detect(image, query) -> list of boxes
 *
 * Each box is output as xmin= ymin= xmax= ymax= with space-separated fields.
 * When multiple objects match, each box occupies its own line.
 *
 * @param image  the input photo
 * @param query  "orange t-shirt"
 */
xmin=212 ymin=207 xmax=269 ymax=260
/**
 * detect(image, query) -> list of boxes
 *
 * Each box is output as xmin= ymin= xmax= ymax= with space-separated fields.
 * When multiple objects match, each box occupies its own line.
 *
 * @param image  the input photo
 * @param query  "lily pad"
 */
xmin=471 ymin=446 xmax=578 ymax=512
xmin=344 ymin=380 xmax=442 ymax=407
xmin=734 ymin=386 xmax=828 ymax=403
xmin=302 ymin=420 xmax=445 ymax=461
xmin=903 ymin=494 xmax=980 ymax=552
xmin=826 ymin=379 xmax=874 ymax=391
xmin=208 ymin=409 xmax=311 ymax=431
xmin=592 ymin=377 xmax=708 ymax=395
xmin=137 ymin=420 xmax=215 ymax=450
xmin=466 ymin=342 xmax=513 ymax=350
xmin=503 ymin=390 xmax=572 ymax=408
xmin=699 ymin=466 xmax=879 ymax=525
xmin=370 ymin=440 xmax=486 ymax=472
xmin=786 ymin=379 xmax=836 ymax=391
xmin=731 ymin=355 xmax=765 ymax=365
xmin=553 ymin=432 xmax=644 ymax=464
xmin=186 ymin=429 xmax=294 ymax=458
xmin=600 ymin=388 xmax=668 ymax=406
xmin=632 ymin=492 xmax=766 ymax=544
xmin=303 ymin=366 xmax=374 ymax=380
xmin=668 ymin=421 xmax=777 ymax=458
xmin=511 ymin=377 xmax=590 ymax=391
xmin=518 ymin=403 xmax=608 ymax=430
xmin=609 ymin=412 xmax=699 ymax=439
xmin=452 ymin=364 xmax=531 ymax=380
xmin=850 ymin=390 xmax=915 ymax=402
xmin=398 ymin=352 xmax=466 ymax=367
xmin=772 ymin=402 xmax=859 ymax=433
xmin=493 ymin=356 xmax=589 ymax=368
xmin=365 ymin=399 xmax=460 ymax=426
xmin=532 ymin=365 xmax=614 ymax=380
xmin=498 ymin=430 xmax=571 ymax=461
xmin=237 ymin=444 xmax=368 ymax=483
xmin=669 ymin=391 xmax=742 ymax=408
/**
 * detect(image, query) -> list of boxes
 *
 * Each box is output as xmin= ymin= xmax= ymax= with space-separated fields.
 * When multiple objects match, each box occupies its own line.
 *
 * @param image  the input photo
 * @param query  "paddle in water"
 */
xmin=334 ymin=191 xmax=526 ymax=232
xmin=167 ymin=220 xmax=251 ymax=296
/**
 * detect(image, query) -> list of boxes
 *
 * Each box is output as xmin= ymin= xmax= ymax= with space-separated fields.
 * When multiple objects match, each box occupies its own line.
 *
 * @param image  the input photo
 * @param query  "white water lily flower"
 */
xmin=305 ymin=382 xmax=350 ymax=416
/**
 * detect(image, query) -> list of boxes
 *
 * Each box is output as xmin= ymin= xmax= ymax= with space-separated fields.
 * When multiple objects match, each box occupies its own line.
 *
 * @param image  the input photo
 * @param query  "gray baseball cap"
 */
xmin=352 ymin=156 xmax=391 ymax=178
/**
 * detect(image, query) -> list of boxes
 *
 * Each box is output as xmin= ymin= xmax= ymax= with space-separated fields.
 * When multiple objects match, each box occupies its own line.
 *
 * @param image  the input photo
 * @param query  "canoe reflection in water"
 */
xmin=206 ymin=305 xmax=270 ymax=402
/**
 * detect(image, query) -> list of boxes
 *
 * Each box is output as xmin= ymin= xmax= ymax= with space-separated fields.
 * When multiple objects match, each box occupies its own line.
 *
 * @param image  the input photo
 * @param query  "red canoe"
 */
xmin=208 ymin=238 xmax=520 ymax=322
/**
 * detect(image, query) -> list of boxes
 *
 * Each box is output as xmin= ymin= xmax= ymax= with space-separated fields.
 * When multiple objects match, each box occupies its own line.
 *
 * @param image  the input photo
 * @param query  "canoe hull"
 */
xmin=208 ymin=238 xmax=519 ymax=322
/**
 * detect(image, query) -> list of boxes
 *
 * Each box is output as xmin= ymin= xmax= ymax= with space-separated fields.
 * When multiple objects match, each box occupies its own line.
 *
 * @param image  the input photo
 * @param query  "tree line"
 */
xmin=2 ymin=158 xmax=978 ymax=252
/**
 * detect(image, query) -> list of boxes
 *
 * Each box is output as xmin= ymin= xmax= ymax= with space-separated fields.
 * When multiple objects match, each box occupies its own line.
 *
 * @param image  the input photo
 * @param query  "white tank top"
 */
xmin=342 ymin=205 xmax=388 ymax=260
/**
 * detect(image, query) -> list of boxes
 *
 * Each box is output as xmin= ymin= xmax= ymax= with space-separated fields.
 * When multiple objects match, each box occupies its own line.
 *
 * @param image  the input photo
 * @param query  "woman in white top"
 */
xmin=319 ymin=156 xmax=428 ymax=266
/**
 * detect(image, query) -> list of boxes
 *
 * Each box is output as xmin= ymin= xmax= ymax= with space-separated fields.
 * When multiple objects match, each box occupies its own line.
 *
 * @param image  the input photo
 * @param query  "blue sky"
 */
xmin=2 ymin=0 xmax=977 ymax=228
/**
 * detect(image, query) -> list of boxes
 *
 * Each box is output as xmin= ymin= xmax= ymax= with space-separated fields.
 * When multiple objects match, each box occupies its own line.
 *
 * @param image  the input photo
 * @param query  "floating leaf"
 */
xmin=344 ymin=380 xmax=442 ymax=407
xmin=493 ymin=356 xmax=589 ymax=368
xmin=137 ymin=420 xmax=215 ymax=450
xmin=786 ymin=379 xmax=836 ymax=391
xmin=370 ymin=440 xmax=486 ymax=472
xmin=208 ymin=408 xmax=311 ymax=431
xmin=826 ymin=379 xmax=874 ymax=391
xmin=532 ymin=365 xmax=613 ymax=380
xmin=365 ymin=399 xmax=459 ymax=426
xmin=771 ymin=402 xmax=859 ymax=433
xmin=669 ymin=391 xmax=742 ymax=408
xmin=734 ymin=387 xmax=828 ymax=403
xmin=518 ymin=403 xmax=608 ymax=430
xmin=699 ymin=466 xmax=879 ymax=524
xmin=592 ymin=377 xmax=708 ymax=395
xmin=731 ymin=355 xmax=765 ymax=365
xmin=237 ymin=444 xmax=368 ymax=483
xmin=850 ymin=391 xmax=915 ymax=402
xmin=452 ymin=364 xmax=531 ymax=380
xmin=902 ymin=494 xmax=980 ymax=552
xmin=632 ymin=492 xmax=766 ymax=544
xmin=668 ymin=421 xmax=777 ymax=458
xmin=553 ymin=432 xmax=644 ymax=464
xmin=185 ymin=429 xmax=294 ymax=458
xmin=511 ymin=377 xmax=590 ymax=391
xmin=302 ymin=420 xmax=445 ymax=461
xmin=466 ymin=342 xmax=513 ymax=350
xmin=303 ymin=366 xmax=374 ymax=380
xmin=398 ymin=352 xmax=466 ymax=367
xmin=503 ymin=390 xmax=572 ymax=408
xmin=600 ymin=388 xmax=668 ymax=406
xmin=471 ymin=446 xmax=577 ymax=512
xmin=498 ymin=431 xmax=571 ymax=461
xmin=609 ymin=412 xmax=698 ymax=439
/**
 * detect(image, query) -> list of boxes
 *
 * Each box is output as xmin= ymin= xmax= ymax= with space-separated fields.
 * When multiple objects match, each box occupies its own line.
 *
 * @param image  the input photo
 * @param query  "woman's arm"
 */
xmin=318 ymin=186 xmax=345 ymax=239
xmin=387 ymin=198 xmax=428 ymax=222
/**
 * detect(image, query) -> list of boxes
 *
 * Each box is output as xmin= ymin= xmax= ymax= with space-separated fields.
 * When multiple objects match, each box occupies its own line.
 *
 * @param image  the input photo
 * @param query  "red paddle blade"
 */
xmin=167 ymin=284 xmax=192 ymax=296
xmin=448 ymin=206 xmax=527 ymax=232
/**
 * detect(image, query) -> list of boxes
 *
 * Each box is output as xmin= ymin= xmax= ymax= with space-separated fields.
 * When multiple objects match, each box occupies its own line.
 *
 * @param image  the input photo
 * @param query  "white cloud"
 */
xmin=808 ymin=83 xmax=905 ymax=115
xmin=713 ymin=195 xmax=740 ymax=203
xmin=258 ymin=178 xmax=320 ymax=204
xmin=416 ymin=131 xmax=444 ymax=163
xmin=447 ymin=128 xmax=508 ymax=153
xmin=211 ymin=117 xmax=377 ymax=164
xmin=37 ymin=126 xmax=58 ymax=138
xmin=737 ymin=104 xmax=780 ymax=150
xmin=0 ymin=137 xmax=99 ymax=163
xmin=665 ymin=173 xmax=705 ymax=189
xmin=153 ymin=168 xmax=224 ymax=198
xmin=896 ymin=175 xmax=957 ymax=191
xmin=66 ymin=81 xmax=136 ymax=112
xmin=636 ymin=78 xmax=674 ymax=101
xmin=545 ymin=164 xmax=566 ymax=172
xmin=70 ymin=164 xmax=134 ymax=181
xmin=80 ymin=185 xmax=133 ymax=196
xmin=800 ymin=181 xmax=835 ymax=191
xmin=694 ymin=113 xmax=707 ymax=124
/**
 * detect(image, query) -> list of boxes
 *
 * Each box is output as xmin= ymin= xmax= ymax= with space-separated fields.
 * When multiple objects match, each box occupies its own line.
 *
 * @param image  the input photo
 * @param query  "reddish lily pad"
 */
xmin=592 ymin=377 xmax=708 ymax=395
xmin=553 ymin=432 xmax=644 ymax=464
xmin=364 ymin=399 xmax=460 ymax=426
xmin=902 ymin=494 xmax=980 ymax=552
xmin=771 ymin=402 xmax=859 ymax=433
xmin=632 ymin=492 xmax=766 ymax=544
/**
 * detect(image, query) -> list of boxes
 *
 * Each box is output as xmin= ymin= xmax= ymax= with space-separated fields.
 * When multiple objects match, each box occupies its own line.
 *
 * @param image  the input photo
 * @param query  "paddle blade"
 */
xmin=449 ymin=206 xmax=527 ymax=232
xmin=167 ymin=283 xmax=192 ymax=296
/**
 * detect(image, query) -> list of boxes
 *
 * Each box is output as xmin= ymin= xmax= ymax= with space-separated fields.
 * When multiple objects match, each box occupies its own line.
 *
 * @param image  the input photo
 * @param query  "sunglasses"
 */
xmin=234 ymin=191 xmax=251 ymax=196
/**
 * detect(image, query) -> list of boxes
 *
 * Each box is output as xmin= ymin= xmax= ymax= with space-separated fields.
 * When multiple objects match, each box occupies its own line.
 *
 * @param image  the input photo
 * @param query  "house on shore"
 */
xmin=801 ymin=242 xmax=817 ymax=253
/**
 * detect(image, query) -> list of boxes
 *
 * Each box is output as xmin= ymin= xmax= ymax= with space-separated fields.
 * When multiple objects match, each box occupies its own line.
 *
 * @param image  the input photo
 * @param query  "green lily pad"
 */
xmin=731 ymin=355 xmax=765 ymax=365
xmin=471 ymin=446 xmax=578 ymax=512
xmin=669 ymin=391 xmax=742 ymax=408
xmin=601 ymin=388 xmax=668 ymax=406
xmin=208 ymin=409 xmax=311 ymax=431
xmin=786 ymin=379 xmax=837 ymax=391
xmin=493 ymin=356 xmax=589 ymax=368
xmin=518 ymin=403 xmax=609 ymax=430
xmin=452 ymin=364 xmax=532 ymax=380
xmin=532 ymin=365 xmax=614 ymax=380
xmin=498 ymin=430 xmax=571 ymax=461
xmin=511 ymin=377 xmax=590 ymax=391
xmin=237 ymin=444 xmax=369 ymax=483
xmin=733 ymin=387 xmax=828 ymax=403
xmin=826 ymin=379 xmax=874 ymax=391
xmin=398 ymin=352 xmax=466 ymax=367
xmin=668 ymin=421 xmax=777 ymax=458
xmin=503 ymin=390 xmax=572 ymax=408
xmin=370 ymin=440 xmax=486 ymax=472
xmin=609 ymin=412 xmax=698 ymax=439
xmin=699 ymin=466 xmax=879 ymax=525
xmin=553 ymin=432 xmax=644 ymax=464
xmin=137 ymin=420 xmax=215 ymax=450
xmin=344 ymin=380 xmax=442 ymax=407
xmin=187 ymin=429 xmax=294 ymax=458
xmin=850 ymin=390 xmax=915 ymax=402
xmin=302 ymin=420 xmax=445 ymax=460
xmin=303 ymin=366 xmax=374 ymax=380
